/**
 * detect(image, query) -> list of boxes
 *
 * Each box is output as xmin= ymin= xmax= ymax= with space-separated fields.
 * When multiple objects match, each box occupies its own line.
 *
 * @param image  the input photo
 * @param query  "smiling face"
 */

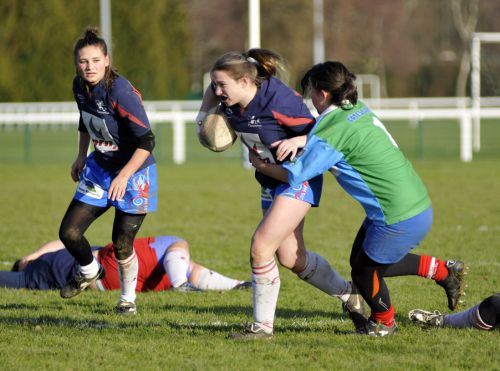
xmin=75 ymin=45 xmax=110 ymax=86
xmin=211 ymin=70 xmax=257 ymax=108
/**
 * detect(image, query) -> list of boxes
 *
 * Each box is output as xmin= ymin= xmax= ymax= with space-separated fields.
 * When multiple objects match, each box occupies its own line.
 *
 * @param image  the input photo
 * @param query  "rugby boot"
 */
xmin=436 ymin=260 xmax=466 ymax=310
xmin=115 ymin=301 xmax=137 ymax=315
xmin=60 ymin=265 xmax=105 ymax=299
xmin=408 ymin=309 xmax=445 ymax=327
xmin=366 ymin=319 xmax=398 ymax=337
xmin=230 ymin=323 xmax=273 ymax=340
xmin=342 ymin=281 xmax=368 ymax=334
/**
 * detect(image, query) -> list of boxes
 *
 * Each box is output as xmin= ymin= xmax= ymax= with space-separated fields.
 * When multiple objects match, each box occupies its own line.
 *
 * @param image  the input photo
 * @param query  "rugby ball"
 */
xmin=198 ymin=105 xmax=237 ymax=152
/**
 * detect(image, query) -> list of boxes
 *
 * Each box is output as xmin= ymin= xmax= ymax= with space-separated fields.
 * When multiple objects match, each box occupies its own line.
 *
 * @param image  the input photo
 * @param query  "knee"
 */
xmin=113 ymin=233 xmax=134 ymax=260
xmin=250 ymin=232 xmax=273 ymax=264
xmin=58 ymin=225 xmax=83 ymax=245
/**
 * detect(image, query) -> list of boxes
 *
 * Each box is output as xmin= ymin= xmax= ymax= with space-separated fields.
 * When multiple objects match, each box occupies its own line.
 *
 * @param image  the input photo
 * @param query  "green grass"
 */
xmin=0 ymin=125 xmax=499 ymax=370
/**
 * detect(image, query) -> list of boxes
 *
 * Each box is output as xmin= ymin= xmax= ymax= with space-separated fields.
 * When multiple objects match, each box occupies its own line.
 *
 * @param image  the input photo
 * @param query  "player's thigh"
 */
xmin=252 ymin=196 xmax=310 ymax=257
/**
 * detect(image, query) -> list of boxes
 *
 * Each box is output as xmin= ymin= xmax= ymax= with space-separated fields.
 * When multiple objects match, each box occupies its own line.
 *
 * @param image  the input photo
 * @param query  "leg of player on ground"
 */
xmin=163 ymin=240 xmax=191 ymax=288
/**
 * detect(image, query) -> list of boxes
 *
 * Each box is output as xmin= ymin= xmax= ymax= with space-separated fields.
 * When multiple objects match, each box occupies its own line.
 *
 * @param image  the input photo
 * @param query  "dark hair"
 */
xmin=73 ymin=26 xmax=118 ymax=89
xmin=301 ymin=61 xmax=358 ymax=108
xmin=11 ymin=259 xmax=21 ymax=272
xmin=211 ymin=48 xmax=286 ymax=87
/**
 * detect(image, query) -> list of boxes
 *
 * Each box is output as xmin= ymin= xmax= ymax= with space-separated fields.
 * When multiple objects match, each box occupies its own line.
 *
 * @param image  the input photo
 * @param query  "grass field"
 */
xmin=0 ymin=122 xmax=499 ymax=370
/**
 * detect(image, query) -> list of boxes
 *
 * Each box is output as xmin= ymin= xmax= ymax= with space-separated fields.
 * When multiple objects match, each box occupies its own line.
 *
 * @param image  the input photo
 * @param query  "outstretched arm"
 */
xmin=18 ymin=240 xmax=66 ymax=270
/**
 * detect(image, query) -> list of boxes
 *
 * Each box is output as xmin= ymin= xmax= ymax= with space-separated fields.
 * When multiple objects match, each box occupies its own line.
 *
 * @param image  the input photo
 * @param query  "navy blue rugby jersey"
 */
xmin=26 ymin=249 xmax=78 ymax=289
xmin=73 ymin=75 xmax=155 ymax=172
xmin=221 ymin=77 xmax=315 ymax=188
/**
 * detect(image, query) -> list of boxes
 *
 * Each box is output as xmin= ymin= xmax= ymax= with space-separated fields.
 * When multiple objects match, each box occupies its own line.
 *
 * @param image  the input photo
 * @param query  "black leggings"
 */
xmin=59 ymin=200 xmax=146 ymax=265
xmin=350 ymin=223 xmax=424 ymax=313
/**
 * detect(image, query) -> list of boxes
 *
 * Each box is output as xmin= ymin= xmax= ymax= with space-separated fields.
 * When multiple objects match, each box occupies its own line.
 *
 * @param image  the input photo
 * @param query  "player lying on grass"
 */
xmin=409 ymin=293 xmax=499 ymax=330
xmin=0 ymin=236 xmax=251 ymax=295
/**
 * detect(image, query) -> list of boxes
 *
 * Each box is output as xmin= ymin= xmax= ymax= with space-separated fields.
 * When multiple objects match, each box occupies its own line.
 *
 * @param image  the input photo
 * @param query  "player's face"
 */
xmin=76 ymin=45 xmax=110 ymax=86
xmin=212 ymin=70 xmax=251 ymax=107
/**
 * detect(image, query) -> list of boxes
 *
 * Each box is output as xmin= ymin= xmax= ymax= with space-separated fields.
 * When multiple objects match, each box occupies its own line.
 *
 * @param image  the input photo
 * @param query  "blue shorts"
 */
xmin=74 ymin=153 xmax=158 ymax=214
xmin=261 ymin=175 xmax=323 ymax=210
xmin=362 ymin=207 xmax=433 ymax=264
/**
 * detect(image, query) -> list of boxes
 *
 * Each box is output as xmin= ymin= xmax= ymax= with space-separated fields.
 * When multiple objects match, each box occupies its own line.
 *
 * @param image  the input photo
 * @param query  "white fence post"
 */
xmin=460 ymin=112 xmax=472 ymax=162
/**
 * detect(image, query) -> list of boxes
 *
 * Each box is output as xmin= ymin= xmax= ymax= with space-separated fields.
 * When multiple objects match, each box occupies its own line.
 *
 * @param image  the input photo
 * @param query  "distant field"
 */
xmin=1 ymin=118 xmax=499 ymax=165
xmin=0 ymin=122 xmax=499 ymax=369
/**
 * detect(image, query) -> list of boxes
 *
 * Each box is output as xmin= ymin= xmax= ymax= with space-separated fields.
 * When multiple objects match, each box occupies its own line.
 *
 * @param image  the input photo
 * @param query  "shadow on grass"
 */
xmin=161 ymin=303 xmax=346 ymax=321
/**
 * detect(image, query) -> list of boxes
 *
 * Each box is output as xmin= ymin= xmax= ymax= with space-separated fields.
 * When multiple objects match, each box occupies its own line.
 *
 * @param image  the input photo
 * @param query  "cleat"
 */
xmin=436 ymin=260 xmax=466 ymax=310
xmin=60 ymin=265 xmax=105 ymax=299
xmin=230 ymin=323 xmax=273 ymax=340
xmin=115 ymin=301 xmax=137 ymax=315
xmin=342 ymin=281 xmax=368 ymax=334
xmin=366 ymin=319 xmax=398 ymax=337
xmin=173 ymin=282 xmax=202 ymax=292
xmin=409 ymin=309 xmax=444 ymax=327
xmin=232 ymin=281 xmax=252 ymax=290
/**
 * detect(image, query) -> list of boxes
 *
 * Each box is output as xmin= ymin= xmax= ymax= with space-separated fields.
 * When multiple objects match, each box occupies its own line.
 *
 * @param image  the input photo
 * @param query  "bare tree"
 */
xmin=451 ymin=0 xmax=479 ymax=97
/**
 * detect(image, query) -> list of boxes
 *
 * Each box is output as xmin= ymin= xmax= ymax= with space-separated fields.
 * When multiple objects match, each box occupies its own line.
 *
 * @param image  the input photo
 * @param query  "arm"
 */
xmin=272 ymin=135 xmax=307 ymax=162
xmin=248 ymin=150 xmax=289 ymax=183
xmin=18 ymin=240 xmax=66 ymax=270
xmin=195 ymin=86 xmax=220 ymax=141
xmin=71 ymin=131 xmax=90 ymax=182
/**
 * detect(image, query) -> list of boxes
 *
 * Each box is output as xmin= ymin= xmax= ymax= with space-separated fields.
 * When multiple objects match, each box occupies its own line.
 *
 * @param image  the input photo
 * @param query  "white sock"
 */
xmin=298 ymin=251 xmax=350 ymax=302
xmin=252 ymin=258 xmax=280 ymax=333
xmin=163 ymin=249 xmax=190 ymax=288
xmin=117 ymin=250 xmax=138 ymax=303
xmin=444 ymin=304 xmax=492 ymax=330
xmin=79 ymin=258 xmax=99 ymax=279
xmin=194 ymin=267 xmax=242 ymax=291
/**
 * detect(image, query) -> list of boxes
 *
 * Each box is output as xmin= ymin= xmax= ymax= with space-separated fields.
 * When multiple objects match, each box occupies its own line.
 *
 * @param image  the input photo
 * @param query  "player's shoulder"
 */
xmin=110 ymin=76 xmax=144 ymax=105
xmin=72 ymin=76 xmax=84 ymax=93
xmin=265 ymin=77 xmax=307 ymax=108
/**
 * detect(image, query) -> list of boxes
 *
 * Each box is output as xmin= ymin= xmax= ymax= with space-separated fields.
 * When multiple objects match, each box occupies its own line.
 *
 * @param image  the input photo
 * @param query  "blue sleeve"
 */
xmin=283 ymin=134 xmax=343 ymax=187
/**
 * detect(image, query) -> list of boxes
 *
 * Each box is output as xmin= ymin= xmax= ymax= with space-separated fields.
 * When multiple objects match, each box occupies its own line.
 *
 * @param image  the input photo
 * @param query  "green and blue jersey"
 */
xmin=283 ymin=101 xmax=431 ymax=225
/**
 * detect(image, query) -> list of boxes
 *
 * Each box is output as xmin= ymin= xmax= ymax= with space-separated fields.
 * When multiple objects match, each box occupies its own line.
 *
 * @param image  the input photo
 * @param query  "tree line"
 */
xmin=0 ymin=0 xmax=498 ymax=102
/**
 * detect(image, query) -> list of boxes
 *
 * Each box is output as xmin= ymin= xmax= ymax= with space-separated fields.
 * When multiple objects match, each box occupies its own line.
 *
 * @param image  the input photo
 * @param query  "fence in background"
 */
xmin=1 ymin=98 xmax=500 ymax=163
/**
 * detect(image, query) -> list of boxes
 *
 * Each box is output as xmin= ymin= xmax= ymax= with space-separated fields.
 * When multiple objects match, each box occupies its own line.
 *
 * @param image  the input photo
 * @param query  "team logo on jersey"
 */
xmin=81 ymin=111 xmax=119 ymax=152
xmin=95 ymin=100 xmax=110 ymax=114
xmin=248 ymin=115 xmax=261 ymax=128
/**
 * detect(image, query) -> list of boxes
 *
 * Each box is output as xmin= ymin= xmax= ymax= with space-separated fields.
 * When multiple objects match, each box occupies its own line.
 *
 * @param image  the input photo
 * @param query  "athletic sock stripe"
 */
xmin=252 ymin=260 xmax=277 ymax=274
xmin=117 ymin=251 xmax=137 ymax=266
xmin=252 ymin=263 xmax=277 ymax=275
